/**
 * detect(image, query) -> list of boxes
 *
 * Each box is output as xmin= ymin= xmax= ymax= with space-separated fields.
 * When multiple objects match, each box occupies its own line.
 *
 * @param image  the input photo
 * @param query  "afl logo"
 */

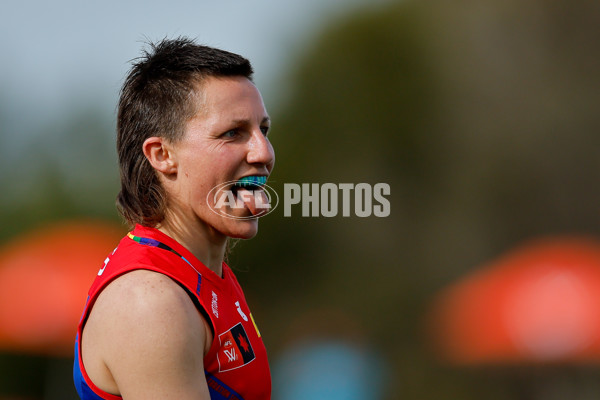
xmin=207 ymin=180 xmax=279 ymax=220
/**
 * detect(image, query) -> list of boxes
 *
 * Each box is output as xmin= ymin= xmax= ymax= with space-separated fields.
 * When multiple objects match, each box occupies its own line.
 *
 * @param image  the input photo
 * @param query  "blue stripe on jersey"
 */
xmin=196 ymin=273 xmax=202 ymax=295
xmin=206 ymin=371 xmax=245 ymax=400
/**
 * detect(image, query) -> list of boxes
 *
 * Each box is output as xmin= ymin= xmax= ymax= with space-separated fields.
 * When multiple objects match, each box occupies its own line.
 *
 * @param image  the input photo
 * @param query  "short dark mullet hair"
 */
xmin=116 ymin=37 xmax=253 ymax=227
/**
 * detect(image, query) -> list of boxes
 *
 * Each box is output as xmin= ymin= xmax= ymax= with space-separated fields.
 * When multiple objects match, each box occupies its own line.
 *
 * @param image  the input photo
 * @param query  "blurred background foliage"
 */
xmin=1 ymin=0 xmax=600 ymax=398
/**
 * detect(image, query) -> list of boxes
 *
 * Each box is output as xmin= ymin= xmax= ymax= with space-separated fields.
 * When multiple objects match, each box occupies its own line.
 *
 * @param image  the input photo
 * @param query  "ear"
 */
xmin=142 ymin=137 xmax=178 ymax=175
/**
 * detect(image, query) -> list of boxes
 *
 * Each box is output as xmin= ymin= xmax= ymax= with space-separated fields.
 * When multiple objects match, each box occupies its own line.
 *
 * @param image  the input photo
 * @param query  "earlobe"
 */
xmin=142 ymin=137 xmax=178 ymax=174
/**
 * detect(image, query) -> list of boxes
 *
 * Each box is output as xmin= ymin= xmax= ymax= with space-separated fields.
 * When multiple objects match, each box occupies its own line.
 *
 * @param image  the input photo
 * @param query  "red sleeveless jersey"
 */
xmin=74 ymin=225 xmax=271 ymax=400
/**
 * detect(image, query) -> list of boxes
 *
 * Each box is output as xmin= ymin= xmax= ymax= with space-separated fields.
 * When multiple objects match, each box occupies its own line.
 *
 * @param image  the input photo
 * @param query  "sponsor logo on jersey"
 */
xmin=235 ymin=301 xmax=248 ymax=321
xmin=205 ymin=372 xmax=245 ymax=400
xmin=212 ymin=291 xmax=219 ymax=318
xmin=217 ymin=323 xmax=255 ymax=372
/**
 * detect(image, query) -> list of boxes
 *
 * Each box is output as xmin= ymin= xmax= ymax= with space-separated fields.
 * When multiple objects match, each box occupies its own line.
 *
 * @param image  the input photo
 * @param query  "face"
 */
xmin=164 ymin=76 xmax=275 ymax=240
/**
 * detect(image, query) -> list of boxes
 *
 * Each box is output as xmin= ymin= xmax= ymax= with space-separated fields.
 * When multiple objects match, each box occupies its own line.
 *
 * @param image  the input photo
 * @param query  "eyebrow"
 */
xmin=231 ymin=116 xmax=271 ymax=125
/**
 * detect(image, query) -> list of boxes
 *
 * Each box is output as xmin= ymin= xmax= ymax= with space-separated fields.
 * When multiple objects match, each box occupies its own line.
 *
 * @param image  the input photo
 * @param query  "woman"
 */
xmin=74 ymin=37 xmax=274 ymax=400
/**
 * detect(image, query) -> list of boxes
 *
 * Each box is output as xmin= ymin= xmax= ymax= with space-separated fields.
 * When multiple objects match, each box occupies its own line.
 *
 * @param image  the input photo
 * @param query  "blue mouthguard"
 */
xmin=234 ymin=175 xmax=267 ymax=188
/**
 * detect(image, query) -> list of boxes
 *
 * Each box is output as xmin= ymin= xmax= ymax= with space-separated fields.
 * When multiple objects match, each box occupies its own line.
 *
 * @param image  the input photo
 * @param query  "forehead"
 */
xmin=193 ymin=75 xmax=268 ymax=120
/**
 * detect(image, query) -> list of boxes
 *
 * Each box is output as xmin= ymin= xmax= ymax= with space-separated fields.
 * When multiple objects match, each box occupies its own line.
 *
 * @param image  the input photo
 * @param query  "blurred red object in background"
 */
xmin=0 ymin=220 xmax=124 ymax=357
xmin=428 ymin=237 xmax=600 ymax=364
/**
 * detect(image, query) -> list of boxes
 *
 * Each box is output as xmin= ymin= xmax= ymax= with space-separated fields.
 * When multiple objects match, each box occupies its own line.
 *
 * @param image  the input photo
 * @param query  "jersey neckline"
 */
xmin=131 ymin=224 xmax=231 ymax=286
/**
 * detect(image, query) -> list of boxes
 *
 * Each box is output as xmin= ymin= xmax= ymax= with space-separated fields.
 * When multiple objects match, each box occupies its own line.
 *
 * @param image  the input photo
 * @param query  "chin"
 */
xmin=224 ymin=219 xmax=259 ymax=240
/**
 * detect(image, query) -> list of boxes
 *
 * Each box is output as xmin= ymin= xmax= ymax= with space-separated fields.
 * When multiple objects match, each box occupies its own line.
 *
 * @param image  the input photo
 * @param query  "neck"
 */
xmin=157 ymin=213 xmax=227 ymax=277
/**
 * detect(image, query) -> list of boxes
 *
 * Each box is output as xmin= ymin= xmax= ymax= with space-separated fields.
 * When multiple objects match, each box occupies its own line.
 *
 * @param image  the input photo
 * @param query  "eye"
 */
xmin=222 ymin=129 xmax=238 ymax=138
xmin=260 ymin=126 xmax=270 ymax=136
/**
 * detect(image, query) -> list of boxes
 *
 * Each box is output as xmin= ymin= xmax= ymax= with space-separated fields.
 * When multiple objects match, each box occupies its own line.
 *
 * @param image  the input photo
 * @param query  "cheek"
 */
xmin=179 ymin=150 xmax=240 ymax=199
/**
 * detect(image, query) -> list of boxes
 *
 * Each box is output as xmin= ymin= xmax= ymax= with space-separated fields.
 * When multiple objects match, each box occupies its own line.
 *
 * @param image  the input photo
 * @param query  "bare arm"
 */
xmin=82 ymin=270 xmax=212 ymax=399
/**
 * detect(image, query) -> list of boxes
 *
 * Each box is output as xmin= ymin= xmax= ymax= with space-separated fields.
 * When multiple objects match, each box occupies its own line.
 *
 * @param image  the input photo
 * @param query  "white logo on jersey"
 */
xmin=235 ymin=301 xmax=248 ymax=321
xmin=224 ymin=348 xmax=238 ymax=362
xmin=98 ymin=247 xmax=118 ymax=276
xmin=212 ymin=291 xmax=219 ymax=318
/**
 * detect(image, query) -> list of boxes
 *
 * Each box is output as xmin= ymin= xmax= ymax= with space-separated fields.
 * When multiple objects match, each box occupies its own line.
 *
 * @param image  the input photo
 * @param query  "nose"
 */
xmin=247 ymin=130 xmax=275 ymax=167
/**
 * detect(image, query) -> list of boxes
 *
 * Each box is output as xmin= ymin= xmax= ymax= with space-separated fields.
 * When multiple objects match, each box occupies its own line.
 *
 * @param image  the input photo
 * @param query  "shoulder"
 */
xmin=97 ymin=269 xmax=192 ymax=315
xmin=83 ymin=270 xmax=212 ymax=398
xmin=91 ymin=271 xmax=195 ymax=329
xmin=91 ymin=269 xmax=210 ymax=352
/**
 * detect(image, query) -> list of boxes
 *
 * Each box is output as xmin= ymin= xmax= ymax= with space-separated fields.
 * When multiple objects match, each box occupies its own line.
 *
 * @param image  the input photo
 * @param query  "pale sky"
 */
xmin=1 ymin=0 xmax=384 ymax=135
xmin=1 ymin=0 xmax=392 ymax=199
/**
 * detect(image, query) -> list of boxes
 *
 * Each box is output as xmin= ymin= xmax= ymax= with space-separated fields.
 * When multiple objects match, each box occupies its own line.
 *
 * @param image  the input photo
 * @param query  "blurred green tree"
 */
xmin=0 ymin=104 xmax=120 ymax=242
xmin=234 ymin=0 xmax=600 ymax=398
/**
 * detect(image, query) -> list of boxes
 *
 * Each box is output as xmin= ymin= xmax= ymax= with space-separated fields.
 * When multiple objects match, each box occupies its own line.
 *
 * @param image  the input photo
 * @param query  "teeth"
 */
xmin=234 ymin=176 xmax=267 ymax=189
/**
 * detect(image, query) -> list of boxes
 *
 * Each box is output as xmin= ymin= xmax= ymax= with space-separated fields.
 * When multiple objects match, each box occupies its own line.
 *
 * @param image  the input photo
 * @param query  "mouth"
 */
xmin=228 ymin=175 xmax=270 ymax=217
xmin=230 ymin=175 xmax=267 ymax=195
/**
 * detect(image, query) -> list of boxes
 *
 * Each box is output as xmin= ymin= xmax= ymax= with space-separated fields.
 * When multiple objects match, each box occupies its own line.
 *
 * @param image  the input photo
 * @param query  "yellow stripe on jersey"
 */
xmin=250 ymin=313 xmax=261 ymax=337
